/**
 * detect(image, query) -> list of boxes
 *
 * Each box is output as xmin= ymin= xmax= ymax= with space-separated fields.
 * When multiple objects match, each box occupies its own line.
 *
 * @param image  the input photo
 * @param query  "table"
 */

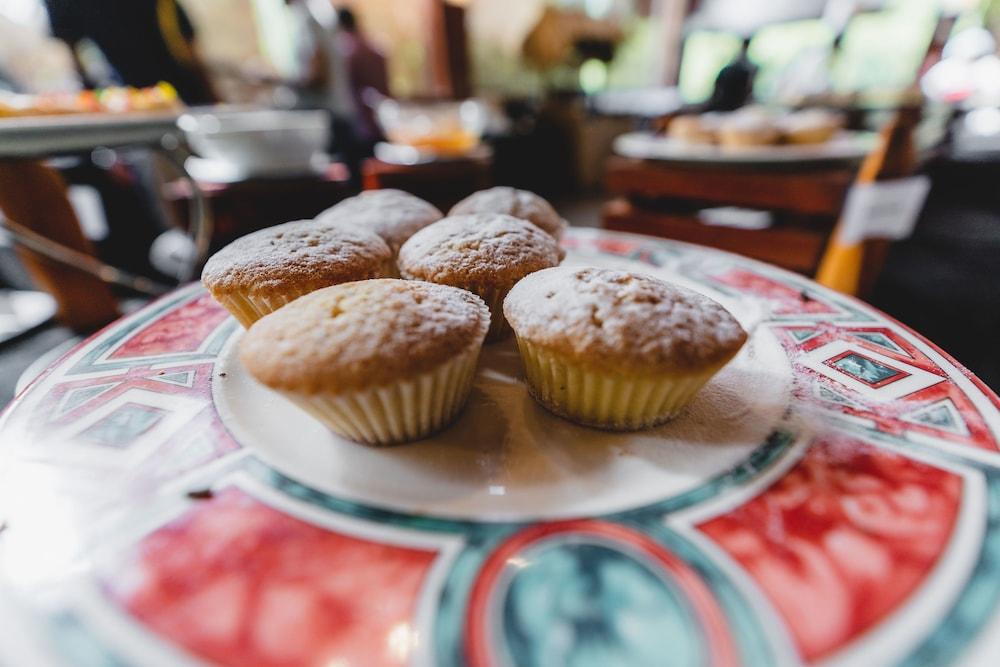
xmin=1 ymin=228 xmax=999 ymax=666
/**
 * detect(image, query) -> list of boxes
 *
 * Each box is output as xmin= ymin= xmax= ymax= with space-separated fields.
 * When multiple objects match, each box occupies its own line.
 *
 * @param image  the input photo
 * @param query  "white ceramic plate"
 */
xmin=214 ymin=255 xmax=792 ymax=522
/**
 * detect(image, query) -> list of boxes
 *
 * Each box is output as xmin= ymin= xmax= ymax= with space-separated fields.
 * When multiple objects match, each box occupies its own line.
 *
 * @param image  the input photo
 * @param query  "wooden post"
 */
xmin=654 ymin=0 xmax=691 ymax=86
xmin=428 ymin=0 xmax=471 ymax=99
xmin=0 ymin=161 xmax=120 ymax=331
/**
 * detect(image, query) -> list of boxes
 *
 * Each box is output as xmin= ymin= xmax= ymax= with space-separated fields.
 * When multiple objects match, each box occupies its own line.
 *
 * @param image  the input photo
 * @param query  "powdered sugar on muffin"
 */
xmin=449 ymin=187 xmax=568 ymax=240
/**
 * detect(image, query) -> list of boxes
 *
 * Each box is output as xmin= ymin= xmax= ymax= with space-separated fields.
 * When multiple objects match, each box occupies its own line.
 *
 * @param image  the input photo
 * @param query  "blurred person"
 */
xmin=336 ymin=7 xmax=389 ymax=146
xmin=772 ymin=32 xmax=845 ymax=106
xmin=706 ymin=36 xmax=756 ymax=111
xmin=286 ymin=0 xmax=354 ymax=118
xmin=0 ymin=13 xmax=79 ymax=93
xmin=42 ymin=0 xmax=217 ymax=104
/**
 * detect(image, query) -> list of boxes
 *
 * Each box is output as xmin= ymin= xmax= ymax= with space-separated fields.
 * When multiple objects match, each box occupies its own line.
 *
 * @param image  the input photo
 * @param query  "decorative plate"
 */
xmin=614 ymin=131 xmax=879 ymax=167
xmin=1 ymin=228 xmax=999 ymax=667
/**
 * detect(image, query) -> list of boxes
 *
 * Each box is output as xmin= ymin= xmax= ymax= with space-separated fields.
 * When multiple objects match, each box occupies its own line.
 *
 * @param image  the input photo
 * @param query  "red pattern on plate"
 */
xmin=110 ymin=294 xmax=229 ymax=359
xmin=773 ymin=325 xmax=1000 ymax=452
xmin=107 ymin=488 xmax=437 ymax=667
xmin=700 ymin=435 xmax=962 ymax=662
xmin=710 ymin=268 xmax=840 ymax=315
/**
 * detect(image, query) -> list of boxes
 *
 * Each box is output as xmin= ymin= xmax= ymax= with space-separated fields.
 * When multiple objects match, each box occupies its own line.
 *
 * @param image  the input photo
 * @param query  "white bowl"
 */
xmin=179 ymin=110 xmax=330 ymax=173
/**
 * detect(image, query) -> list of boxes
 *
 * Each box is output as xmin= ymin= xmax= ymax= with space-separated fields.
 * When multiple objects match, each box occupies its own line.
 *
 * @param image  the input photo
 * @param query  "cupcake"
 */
xmin=397 ymin=214 xmax=561 ymax=340
xmin=449 ymin=187 xmax=568 ymax=241
xmin=316 ymin=189 xmax=443 ymax=256
xmin=240 ymin=280 xmax=490 ymax=446
xmin=667 ymin=114 xmax=717 ymax=145
xmin=504 ymin=267 xmax=747 ymax=430
xmin=778 ymin=109 xmax=844 ymax=145
xmin=202 ymin=220 xmax=392 ymax=328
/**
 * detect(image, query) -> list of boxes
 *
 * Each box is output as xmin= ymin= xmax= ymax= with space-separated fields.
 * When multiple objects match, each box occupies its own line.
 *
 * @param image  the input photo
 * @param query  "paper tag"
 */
xmin=838 ymin=176 xmax=931 ymax=245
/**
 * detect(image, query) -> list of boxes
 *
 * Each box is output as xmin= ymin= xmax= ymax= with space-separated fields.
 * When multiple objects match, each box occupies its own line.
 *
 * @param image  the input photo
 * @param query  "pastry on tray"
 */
xmin=202 ymin=219 xmax=392 ymax=327
xmin=316 ymin=189 xmax=442 ymax=258
xmin=778 ymin=109 xmax=844 ymax=145
xmin=503 ymin=267 xmax=747 ymax=430
xmin=0 ymin=82 xmax=181 ymax=118
xmin=717 ymin=111 xmax=782 ymax=148
xmin=449 ymin=186 xmax=568 ymax=241
xmin=239 ymin=279 xmax=490 ymax=446
xmin=667 ymin=114 xmax=718 ymax=145
xmin=398 ymin=213 xmax=562 ymax=340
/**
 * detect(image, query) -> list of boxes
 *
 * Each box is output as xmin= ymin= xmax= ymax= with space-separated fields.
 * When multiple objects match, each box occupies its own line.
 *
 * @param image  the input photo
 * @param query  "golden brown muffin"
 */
xmin=397 ymin=214 xmax=562 ymax=340
xmin=667 ymin=114 xmax=717 ymax=145
xmin=778 ymin=109 xmax=844 ymax=145
xmin=201 ymin=220 xmax=392 ymax=328
xmin=449 ymin=187 xmax=568 ymax=240
xmin=316 ymin=189 xmax=443 ymax=255
xmin=716 ymin=108 xmax=781 ymax=148
xmin=240 ymin=279 xmax=490 ymax=445
xmin=504 ymin=267 xmax=747 ymax=430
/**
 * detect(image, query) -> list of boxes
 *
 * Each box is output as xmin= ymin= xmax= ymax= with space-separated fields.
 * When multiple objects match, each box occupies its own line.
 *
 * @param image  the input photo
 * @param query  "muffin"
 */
xmin=449 ymin=187 xmax=568 ymax=241
xmin=717 ymin=114 xmax=781 ymax=148
xmin=667 ymin=114 xmax=717 ymax=145
xmin=778 ymin=109 xmax=843 ymax=145
xmin=504 ymin=267 xmax=747 ymax=430
xmin=240 ymin=280 xmax=490 ymax=446
xmin=397 ymin=214 xmax=561 ymax=340
xmin=316 ymin=189 xmax=443 ymax=256
xmin=202 ymin=220 xmax=393 ymax=328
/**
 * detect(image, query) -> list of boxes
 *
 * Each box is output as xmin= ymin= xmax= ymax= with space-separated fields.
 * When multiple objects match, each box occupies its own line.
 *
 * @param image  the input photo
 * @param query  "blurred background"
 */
xmin=1 ymin=0 xmax=999 ymax=402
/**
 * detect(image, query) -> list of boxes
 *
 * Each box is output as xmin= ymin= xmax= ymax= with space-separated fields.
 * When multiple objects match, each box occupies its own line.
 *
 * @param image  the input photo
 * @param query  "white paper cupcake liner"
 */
xmin=514 ymin=337 xmax=723 ymax=430
xmin=281 ymin=342 xmax=482 ymax=445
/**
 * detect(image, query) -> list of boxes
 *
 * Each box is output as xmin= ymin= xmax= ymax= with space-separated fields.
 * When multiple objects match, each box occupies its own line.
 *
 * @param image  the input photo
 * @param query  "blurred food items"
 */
xmin=0 ymin=82 xmax=182 ymax=118
xmin=666 ymin=107 xmax=845 ymax=148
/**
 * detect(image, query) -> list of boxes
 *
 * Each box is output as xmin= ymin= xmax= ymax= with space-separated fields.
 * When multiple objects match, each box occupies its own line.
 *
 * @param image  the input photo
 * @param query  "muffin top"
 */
xmin=449 ymin=187 xmax=567 ymax=239
xmin=240 ymin=279 xmax=489 ymax=393
xmin=503 ymin=267 xmax=747 ymax=374
xmin=317 ymin=189 xmax=443 ymax=253
xmin=778 ymin=109 xmax=843 ymax=133
xmin=397 ymin=214 xmax=561 ymax=290
xmin=719 ymin=109 xmax=780 ymax=136
xmin=201 ymin=220 xmax=391 ymax=297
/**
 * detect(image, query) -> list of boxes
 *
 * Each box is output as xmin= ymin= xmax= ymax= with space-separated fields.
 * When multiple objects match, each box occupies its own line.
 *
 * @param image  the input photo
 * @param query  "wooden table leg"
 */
xmin=0 ymin=161 xmax=119 ymax=331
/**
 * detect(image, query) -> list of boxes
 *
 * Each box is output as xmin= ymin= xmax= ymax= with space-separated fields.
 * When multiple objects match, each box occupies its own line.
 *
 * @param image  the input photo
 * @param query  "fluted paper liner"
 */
xmin=514 ymin=336 xmax=726 ymax=430
xmin=279 ymin=342 xmax=482 ymax=446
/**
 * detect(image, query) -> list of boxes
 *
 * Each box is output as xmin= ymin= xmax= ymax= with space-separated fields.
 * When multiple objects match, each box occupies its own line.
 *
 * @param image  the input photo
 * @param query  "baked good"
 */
xmin=397 ymin=214 xmax=561 ymax=340
xmin=202 ymin=220 xmax=392 ymax=328
xmin=717 ymin=111 xmax=781 ymax=148
xmin=316 ymin=189 xmax=443 ymax=256
xmin=667 ymin=114 xmax=717 ymax=145
xmin=778 ymin=109 xmax=843 ymax=145
xmin=239 ymin=279 xmax=490 ymax=445
xmin=503 ymin=267 xmax=747 ymax=430
xmin=449 ymin=187 xmax=568 ymax=241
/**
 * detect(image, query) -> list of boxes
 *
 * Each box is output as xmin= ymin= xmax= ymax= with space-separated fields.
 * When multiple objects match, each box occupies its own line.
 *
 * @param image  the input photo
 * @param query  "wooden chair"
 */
xmin=0 ymin=161 xmax=120 ymax=330
xmin=602 ymin=107 xmax=922 ymax=297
